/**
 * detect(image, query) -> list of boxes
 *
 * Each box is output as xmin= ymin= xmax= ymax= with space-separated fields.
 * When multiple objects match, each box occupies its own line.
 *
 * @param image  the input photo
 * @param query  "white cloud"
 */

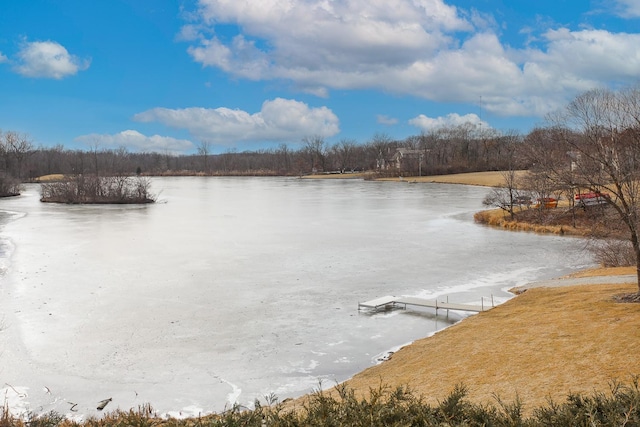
xmin=612 ymin=0 xmax=640 ymax=17
xmin=532 ymin=29 xmax=640 ymax=85
xmin=409 ymin=113 xmax=488 ymax=131
xmin=133 ymin=98 xmax=340 ymax=143
xmin=75 ymin=130 xmax=194 ymax=154
xmin=14 ymin=40 xmax=90 ymax=79
xmin=185 ymin=0 xmax=471 ymax=85
xmin=175 ymin=24 xmax=201 ymax=42
xmin=377 ymin=115 xmax=398 ymax=125
xmin=0 ymin=52 xmax=7 ymax=63
xmin=181 ymin=0 xmax=640 ymax=121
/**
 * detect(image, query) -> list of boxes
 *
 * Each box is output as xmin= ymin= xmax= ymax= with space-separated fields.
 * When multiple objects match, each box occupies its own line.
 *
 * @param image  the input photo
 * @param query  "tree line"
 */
xmin=7 ymin=126 xmax=527 ymax=182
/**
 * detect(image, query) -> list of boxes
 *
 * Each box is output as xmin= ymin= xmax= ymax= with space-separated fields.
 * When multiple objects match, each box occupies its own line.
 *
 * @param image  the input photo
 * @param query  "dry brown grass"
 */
xmin=474 ymin=208 xmax=589 ymax=236
xmin=566 ymin=266 xmax=636 ymax=278
xmin=33 ymin=174 xmax=65 ymax=182
xmin=305 ymin=170 xmax=527 ymax=186
xmin=377 ymin=171 xmax=528 ymax=187
xmin=332 ymin=282 xmax=640 ymax=416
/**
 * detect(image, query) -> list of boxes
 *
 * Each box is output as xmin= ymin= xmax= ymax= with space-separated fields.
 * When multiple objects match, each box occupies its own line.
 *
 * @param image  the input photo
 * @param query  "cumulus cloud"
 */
xmin=14 ymin=40 xmax=90 ymax=79
xmin=409 ymin=113 xmax=488 ymax=131
xmin=184 ymin=0 xmax=471 ymax=84
xmin=75 ymin=130 xmax=194 ymax=153
xmin=0 ymin=52 xmax=7 ymax=63
xmin=133 ymin=98 xmax=340 ymax=143
xmin=181 ymin=0 xmax=640 ymax=120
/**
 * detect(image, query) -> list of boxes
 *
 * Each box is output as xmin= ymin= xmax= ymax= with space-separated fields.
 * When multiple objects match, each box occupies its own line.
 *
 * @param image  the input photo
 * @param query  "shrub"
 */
xmin=589 ymin=238 xmax=636 ymax=267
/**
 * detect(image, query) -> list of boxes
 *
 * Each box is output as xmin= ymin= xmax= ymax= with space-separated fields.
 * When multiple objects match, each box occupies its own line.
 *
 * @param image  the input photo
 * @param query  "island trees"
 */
xmin=39 ymin=147 xmax=156 ymax=204
xmin=543 ymin=86 xmax=640 ymax=294
xmin=40 ymin=174 xmax=155 ymax=204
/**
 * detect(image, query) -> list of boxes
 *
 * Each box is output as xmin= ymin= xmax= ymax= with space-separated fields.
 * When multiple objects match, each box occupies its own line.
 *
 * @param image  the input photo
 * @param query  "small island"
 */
xmin=39 ymin=174 xmax=155 ymax=204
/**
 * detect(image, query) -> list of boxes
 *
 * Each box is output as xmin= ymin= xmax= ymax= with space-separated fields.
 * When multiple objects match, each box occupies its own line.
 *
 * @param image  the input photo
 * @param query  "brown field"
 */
xmin=376 ymin=170 xmax=528 ymax=187
xmin=304 ymin=170 xmax=527 ymax=186
xmin=33 ymin=173 xmax=65 ymax=182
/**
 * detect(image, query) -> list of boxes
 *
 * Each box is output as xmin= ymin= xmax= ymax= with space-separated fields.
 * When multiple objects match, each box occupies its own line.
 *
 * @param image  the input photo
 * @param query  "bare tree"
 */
xmin=482 ymin=172 xmax=521 ymax=219
xmin=333 ymin=138 xmax=357 ymax=172
xmin=483 ymin=133 xmax=531 ymax=220
xmin=4 ymin=131 xmax=34 ymax=180
xmin=547 ymin=86 xmax=640 ymax=292
xmin=198 ymin=141 xmax=212 ymax=173
xmin=276 ymin=143 xmax=291 ymax=173
xmin=302 ymin=136 xmax=326 ymax=173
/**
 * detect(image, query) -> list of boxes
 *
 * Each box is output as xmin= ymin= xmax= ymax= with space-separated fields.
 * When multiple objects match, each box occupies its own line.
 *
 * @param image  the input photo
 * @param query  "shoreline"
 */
xmin=302 ymin=272 xmax=639 ymax=416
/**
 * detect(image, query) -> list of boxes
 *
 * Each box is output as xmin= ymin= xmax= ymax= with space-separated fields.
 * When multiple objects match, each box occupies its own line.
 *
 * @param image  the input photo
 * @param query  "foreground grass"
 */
xmin=5 ymin=380 xmax=640 ymax=426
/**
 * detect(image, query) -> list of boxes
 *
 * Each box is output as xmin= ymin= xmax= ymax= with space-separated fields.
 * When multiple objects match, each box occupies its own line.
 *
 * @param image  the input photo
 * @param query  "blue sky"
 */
xmin=1 ymin=0 xmax=639 ymax=154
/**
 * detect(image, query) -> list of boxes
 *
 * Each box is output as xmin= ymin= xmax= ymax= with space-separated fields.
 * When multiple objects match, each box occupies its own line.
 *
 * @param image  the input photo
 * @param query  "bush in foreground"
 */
xmin=3 ymin=379 xmax=640 ymax=426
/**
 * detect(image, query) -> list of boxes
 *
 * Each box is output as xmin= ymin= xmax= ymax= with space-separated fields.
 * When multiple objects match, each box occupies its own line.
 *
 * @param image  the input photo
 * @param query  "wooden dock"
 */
xmin=358 ymin=295 xmax=492 ymax=313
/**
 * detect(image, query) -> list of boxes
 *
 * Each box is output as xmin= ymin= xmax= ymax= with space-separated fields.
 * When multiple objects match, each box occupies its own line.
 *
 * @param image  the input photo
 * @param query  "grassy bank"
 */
xmin=473 ymin=207 xmax=591 ymax=236
xmin=328 ymin=280 xmax=640 ymax=415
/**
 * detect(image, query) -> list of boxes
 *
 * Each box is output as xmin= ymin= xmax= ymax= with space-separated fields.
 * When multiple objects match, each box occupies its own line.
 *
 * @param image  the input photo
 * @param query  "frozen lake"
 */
xmin=0 ymin=177 xmax=593 ymax=418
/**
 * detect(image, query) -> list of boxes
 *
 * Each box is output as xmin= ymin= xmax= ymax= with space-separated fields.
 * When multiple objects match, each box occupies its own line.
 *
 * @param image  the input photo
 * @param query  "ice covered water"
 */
xmin=0 ymin=177 xmax=593 ymax=418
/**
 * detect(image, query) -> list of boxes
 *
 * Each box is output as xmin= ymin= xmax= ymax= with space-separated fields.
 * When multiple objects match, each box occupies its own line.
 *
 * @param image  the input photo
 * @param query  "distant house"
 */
xmin=376 ymin=149 xmax=395 ymax=170
xmin=376 ymin=147 xmax=427 ymax=171
xmin=391 ymin=148 xmax=424 ymax=170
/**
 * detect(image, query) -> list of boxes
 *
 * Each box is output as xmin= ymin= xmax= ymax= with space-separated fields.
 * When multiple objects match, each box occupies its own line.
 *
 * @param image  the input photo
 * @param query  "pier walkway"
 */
xmin=358 ymin=295 xmax=493 ymax=314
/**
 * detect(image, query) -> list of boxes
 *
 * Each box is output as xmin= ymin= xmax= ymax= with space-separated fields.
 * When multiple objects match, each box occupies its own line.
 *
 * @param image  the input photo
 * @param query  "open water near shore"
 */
xmin=0 ymin=177 xmax=593 ymax=419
